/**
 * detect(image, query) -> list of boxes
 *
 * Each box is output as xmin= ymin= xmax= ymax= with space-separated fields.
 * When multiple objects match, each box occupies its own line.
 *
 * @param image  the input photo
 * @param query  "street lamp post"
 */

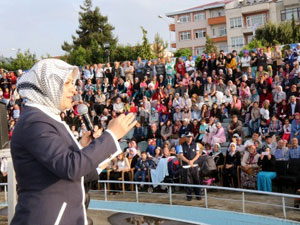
xmin=103 ymin=43 xmax=110 ymax=63
xmin=158 ymin=15 xmax=172 ymax=52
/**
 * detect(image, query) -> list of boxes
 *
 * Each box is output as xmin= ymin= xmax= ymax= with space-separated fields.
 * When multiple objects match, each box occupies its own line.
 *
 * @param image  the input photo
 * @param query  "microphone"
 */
xmin=77 ymin=104 xmax=94 ymax=133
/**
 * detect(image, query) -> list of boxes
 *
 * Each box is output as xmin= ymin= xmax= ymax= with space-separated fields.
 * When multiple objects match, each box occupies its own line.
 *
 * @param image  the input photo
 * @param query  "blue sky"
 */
xmin=0 ymin=0 xmax=212 ymax=58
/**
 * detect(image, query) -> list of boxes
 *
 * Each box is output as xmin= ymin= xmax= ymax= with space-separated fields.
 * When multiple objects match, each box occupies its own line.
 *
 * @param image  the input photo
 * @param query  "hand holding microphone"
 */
xmin=78 ymin=103 xmax=137 ymax=142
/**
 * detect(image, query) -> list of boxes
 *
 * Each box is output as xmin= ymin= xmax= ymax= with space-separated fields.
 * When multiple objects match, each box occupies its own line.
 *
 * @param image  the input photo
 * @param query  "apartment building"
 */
xmin=166 ymin=0 xmax=232 ymax=56
xmin=166 ymin=0 xmax=300 ymax=55
xmin=280 ymin=0 xmax=300 ymax=23
xmin=225 ymin=0 xmax=284 ymax=52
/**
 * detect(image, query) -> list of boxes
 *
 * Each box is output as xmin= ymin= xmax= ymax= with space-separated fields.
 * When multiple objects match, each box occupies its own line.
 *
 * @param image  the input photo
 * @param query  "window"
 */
xmin=230 ymin=17 xmax=242 ymax=28
xmin=195 ymin=29 xmax=206 ymax=39
xmin=194 ymin=12 xmax=205 ymax=21
xmin=247 ymin=35 xmax=254 ymax=44
xmin=212 ymin=27 xmax=226 ymax=37
xmin=219 ymin=45 xmax=228 ymax=52
xmin=195 ymin=47 xmax=205 ymax=56
xmin=211 ymin=9 xmax=225 ymax=18
xmin=179 ymin=15 xmax=190 ymax=23
xmin=281 ymin=8 xmax=300 ymax=21
xmin=246 ymin=14 xmax=266 ymax=28
xmin=212 ymin=28 xmax=216 ymax=37
xmin=231 ymin=36 xmax=244 ymax=47
xmin=219 ymin=27 xmax=227 ymax=36
xmin=180 ymin=31 xmax=191 ymax=41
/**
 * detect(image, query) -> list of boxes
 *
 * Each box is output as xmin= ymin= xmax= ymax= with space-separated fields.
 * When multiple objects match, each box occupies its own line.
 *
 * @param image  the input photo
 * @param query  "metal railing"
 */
xmin=97 ymin=180 xmax=300 ymax=220
xmin=0 ymin=183 xmax=8 ymax=204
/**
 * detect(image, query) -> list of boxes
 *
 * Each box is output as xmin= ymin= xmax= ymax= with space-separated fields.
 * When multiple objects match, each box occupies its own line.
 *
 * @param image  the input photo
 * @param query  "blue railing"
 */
xmin=95 ymin=180 xmax=300 ymax=222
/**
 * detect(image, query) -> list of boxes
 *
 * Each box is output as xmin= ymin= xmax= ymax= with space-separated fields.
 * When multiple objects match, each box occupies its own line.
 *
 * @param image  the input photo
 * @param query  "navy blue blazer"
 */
xmin=11 ymin=106 xmax=119 ymax=225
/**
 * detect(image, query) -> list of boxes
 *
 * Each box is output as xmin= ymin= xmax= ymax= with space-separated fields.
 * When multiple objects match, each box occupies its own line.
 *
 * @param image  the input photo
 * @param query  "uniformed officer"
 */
xmin=178 ymin=131 xmax=201 ymax=201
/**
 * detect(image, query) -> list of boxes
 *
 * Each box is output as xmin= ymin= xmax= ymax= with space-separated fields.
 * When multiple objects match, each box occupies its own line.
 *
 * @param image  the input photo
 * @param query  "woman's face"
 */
xmin=155 ymin=148 xmax=160 ymax=155
xmin=249 ymin=146 xmax=255 ymax=154
xmin=60 ymin=72 xmax=76 ymax=111
xmin=230 ymin=145 xmax=236 ymax=152
xmin=213 ymin=145 xmax=219 ymax=152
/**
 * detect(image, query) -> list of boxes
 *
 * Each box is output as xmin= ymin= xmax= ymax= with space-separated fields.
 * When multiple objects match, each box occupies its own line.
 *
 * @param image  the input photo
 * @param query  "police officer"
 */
xmin=178 ymin=131 xmax=201 ymax=201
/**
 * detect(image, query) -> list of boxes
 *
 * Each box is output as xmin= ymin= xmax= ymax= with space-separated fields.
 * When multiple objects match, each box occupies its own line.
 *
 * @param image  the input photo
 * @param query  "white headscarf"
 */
xmin=17 ymin=59 xmax=79 ymax=114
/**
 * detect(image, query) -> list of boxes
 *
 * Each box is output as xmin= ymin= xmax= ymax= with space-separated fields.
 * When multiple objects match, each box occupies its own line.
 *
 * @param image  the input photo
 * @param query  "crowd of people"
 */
xmin=2 ymin=44 xmax=300 ymax=199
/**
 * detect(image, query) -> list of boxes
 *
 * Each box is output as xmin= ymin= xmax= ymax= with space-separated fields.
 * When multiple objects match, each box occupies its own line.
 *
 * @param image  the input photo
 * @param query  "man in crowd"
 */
xmin=178 ymin=132 xmax=201 ymax=201
xmin=286 ymin=137 xmax=300 ymax=159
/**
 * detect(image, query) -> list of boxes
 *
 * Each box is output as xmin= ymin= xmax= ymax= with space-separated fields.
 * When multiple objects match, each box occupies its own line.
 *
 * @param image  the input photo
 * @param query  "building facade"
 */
xmin=166 ymin=0 xmax=300 ymax=55
xmin=166 ymin=1 xmax=231 ymax=56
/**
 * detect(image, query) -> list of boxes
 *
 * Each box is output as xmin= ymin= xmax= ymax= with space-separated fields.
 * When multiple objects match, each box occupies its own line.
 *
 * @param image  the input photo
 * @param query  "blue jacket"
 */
xmin=11 ymin=106 xmax=120 ymax=225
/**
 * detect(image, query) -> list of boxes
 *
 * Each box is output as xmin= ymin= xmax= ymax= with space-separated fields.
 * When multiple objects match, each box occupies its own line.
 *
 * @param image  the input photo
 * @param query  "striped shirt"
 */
xmin=287 ymin=146 xmax=300 ymax=159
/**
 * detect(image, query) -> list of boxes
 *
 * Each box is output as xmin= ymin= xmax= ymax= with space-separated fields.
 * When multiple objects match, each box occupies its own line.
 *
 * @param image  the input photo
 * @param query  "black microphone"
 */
xmin=77 ymin=104 xmax=94 ymax=133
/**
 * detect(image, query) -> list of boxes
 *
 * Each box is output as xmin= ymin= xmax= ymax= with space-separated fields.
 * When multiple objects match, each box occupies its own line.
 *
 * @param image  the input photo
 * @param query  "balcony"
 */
xmin=283 ymin=0 xmax=300 ymax=7
xmin=169 ymin=24 xmax=175 ymax=32
xmin=241 ymin=3 xmax=269 ymax=14
xmin=171 ymin=42 xmax=176 ymax=48
xmin=212 ymin=36 xmax=227 ymax=42
xmin=242 ymin=27 xmax=253 ymax=34
xmin=208 ymin=16 xmax=226 ymax=25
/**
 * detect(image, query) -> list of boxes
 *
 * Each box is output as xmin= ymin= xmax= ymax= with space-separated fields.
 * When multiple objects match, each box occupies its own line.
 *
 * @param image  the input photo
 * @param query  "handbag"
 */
xmin=241 ymin=166 xmax=256 ymax=175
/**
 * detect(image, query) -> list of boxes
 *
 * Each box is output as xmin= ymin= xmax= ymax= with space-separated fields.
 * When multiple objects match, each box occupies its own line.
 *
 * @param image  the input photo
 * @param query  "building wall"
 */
xmin=225 ymin=0 xmax=284 ymax=52
xmin=173 ymin=7 xmax=228 ymax=54
xmin=168 ymin=0 xmax=288 ymax=55
xmin=174 ymin=12 xmax=208 ymax=51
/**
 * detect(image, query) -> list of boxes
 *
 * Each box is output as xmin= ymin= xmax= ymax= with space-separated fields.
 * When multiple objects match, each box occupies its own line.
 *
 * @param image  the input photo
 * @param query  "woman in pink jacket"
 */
xmin=210 ymin=122 xmax=226 ymax=146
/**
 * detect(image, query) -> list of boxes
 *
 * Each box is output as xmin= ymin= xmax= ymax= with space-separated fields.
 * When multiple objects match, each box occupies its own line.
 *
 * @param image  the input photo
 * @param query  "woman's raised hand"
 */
xmin=107 ymin=113 xmax=137 ymax=140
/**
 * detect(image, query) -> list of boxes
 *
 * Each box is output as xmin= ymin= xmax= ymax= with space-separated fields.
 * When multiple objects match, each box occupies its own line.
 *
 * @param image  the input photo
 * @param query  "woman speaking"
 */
xmin=10 ymin=59 xmax=136 ymax=225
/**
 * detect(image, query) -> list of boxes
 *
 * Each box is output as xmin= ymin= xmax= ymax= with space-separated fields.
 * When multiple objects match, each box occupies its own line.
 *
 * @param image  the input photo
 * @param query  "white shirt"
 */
xmin=95 ymin=68 xmax=104 ymax=78
xmin=185 ymin=60 xmax=195 ymax=72
xmin=260 ymin=108 xmax=270 ymax=120
xmin=241 ymin=56 xmax=251 ymax=67
xmin=0 ymin=158 xmax=7 ymax=174
xmin=291 ymin=102 xmax=296 ymax=115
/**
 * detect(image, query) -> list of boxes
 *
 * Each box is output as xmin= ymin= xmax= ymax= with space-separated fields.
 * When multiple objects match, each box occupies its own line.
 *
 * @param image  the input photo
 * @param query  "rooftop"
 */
xmin=166 ymin=0 xmax=232 ymax=17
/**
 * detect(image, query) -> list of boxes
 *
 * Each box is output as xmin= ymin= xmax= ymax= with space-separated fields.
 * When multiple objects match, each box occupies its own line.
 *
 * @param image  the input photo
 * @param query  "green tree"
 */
xmin=239 ymin=38 xmax=264 ymax=56
xmin=204 ymin=35 xmax=218 ymax=54
xmin=137 ymin=26 xmax=153 ymax=59
xmin=262 ymin=22 xmax=278 ymax=46
xmin=113 ymin=45 xmax=139 ymax=62
xmin=152 ymin=33 xmax=168 ymax=58
xmin=255 ymin=20 xmax=300 ymax=45
xmin=0 ymin=49 xmax=37 ymax=71
xmin=67 ymin=46 xmax=89 ymax=66
xmin=277 ymin=21 xmax=293 ymax=44
xmin=291 ymin=14 xmax=300 ymax=43
xmin=62 ymin=0 xmax=117 ymax=64
xmin=243 ymin=39 xmax=264 ymax=51
xmin=174 ymin=48 xmax=192 ymax=58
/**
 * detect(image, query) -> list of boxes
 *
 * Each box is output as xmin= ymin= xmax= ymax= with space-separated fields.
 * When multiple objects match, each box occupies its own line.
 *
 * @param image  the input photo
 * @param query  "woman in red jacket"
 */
xmin=259 ymin=88 xmax=273 ymax=106
xmin=176 ymin=58 xmax=186 ymax=77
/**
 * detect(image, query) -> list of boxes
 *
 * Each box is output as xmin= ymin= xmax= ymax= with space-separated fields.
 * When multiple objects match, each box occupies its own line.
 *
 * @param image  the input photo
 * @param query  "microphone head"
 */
xmin=77 ymin=104 xmax=89 ymax=115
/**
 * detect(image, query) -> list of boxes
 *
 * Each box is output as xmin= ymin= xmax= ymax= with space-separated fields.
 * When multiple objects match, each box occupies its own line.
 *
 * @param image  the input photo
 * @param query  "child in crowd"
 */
xmin=259 ymin=119 xmax=269 ymax=140
xmin=134 ymin=152 xmax=153 ymax=188
xmin=282 ymin=119 xmax=291 ymax=142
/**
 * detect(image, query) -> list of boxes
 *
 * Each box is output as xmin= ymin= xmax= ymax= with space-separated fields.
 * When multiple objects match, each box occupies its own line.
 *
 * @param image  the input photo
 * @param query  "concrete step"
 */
xmin=221 ymin=142 xmax=229 ymax=147
xmin=223 ymin=118 xmax=231 ymax=123
xmin=221 ymin=147 xmax=228 ymax=155
xmin=222 ymin=123 xmax=229 ymax=129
